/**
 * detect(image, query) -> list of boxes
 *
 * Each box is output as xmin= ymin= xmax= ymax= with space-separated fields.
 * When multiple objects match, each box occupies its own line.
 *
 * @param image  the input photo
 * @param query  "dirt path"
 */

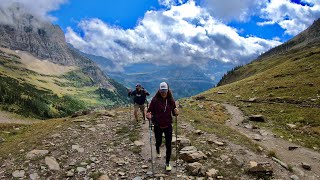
xmin=139 ymin=120 xmax=179 ymax=179
xmin=223 ymin=103 xmax=320 ymax=180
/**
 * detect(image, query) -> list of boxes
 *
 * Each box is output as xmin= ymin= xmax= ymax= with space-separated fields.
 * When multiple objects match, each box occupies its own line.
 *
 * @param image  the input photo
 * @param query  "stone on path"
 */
xmin=301 ymin=162 xmax=311 ymax=170
xmin=253 ymin=134 xmax=263 ymax=141
xmin=290 ymin=175 xmax=299 ymax=180
xmin=214 ymin=141 xmax=225 ymax=146
xmin=288 ymin=146 xmax=299 ymax=151
xmin=45 ymin=156 xmax=60 ymax=171
xmin=29 ymin=173 xmax=40 ymax=180
xmin=248 ymin=161 xmax=273 ymax=175
xmin=99 ymin=174 xmax=110 ymax=180
xmin=72 ymin=145 xmax=84 ymax=153
xmin=66 ymin=170 xmax=74 ymax=177
xmin=26 ymin=149 xmax=49 ymax=159
xmin=249 ymin=115 xmax=265 ymax=122
xmin=76 ymin=167 xmax=86 ymax=173
xmin=133 ymin=177 xmax=142 ymax=180
xmin=12 ymin=170 xmax=25 ymax=178
xmin=180 ymin=146 xmax=207 ymax=163
xmin=134 ymin=141 xmax=145 ymax=146
xmin=248 ymin=98 xmax=257 ymax=102
xmin=287 ymin=123 xmax=297 ymax=129
xmin=272 ymin=157 xmax=289 ymax=169
xmin=186 ymin=162 xmax=203 ymax=176
xmin=206 ymin=168 xmax=219 ymax=178
xmin=80 ymin=124 xmax=91 ymax=128
xmin=194 ymin=130 xmax=203 ymax=135
xmin=106 ymin=111 xmax=116 ymax=117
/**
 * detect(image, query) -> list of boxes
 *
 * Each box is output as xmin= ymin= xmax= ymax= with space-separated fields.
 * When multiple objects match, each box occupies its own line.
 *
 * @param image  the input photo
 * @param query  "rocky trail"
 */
xmin=224 ymin=103 xmax=320 ymax=180
xmin=1 ymin=104 xmax=320 ymax=179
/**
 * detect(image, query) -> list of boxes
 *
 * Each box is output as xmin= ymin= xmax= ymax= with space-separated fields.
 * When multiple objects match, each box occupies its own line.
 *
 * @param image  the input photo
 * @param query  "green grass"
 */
xmin=0 ymin=119 xmax=71 ymax=159
xmin=200 ymin=42 xmax=320 ymax=151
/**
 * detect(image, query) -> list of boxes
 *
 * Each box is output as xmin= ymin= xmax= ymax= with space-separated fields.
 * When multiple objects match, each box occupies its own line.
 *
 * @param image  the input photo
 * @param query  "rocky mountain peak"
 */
xmin=0 ymin=4 xmax=116 ymax=89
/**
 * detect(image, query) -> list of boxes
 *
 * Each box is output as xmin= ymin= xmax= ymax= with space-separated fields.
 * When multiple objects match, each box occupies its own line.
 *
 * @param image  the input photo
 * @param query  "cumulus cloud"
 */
xmin=258 ymin=0 xmax=320 ymax=35
xmin=66 ymin=1 xmax=281 ymax=70
xmin=0 ymin=0 xmax=68 ymax=24
xmin=201 ymin=0 xmax=267 ymax=22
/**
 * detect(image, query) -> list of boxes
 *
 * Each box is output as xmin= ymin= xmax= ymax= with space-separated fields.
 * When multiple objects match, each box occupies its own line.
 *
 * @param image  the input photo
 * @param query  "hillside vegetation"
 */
xmin=199 ymin=32 xmax=320 ymax=150
xmin=0 ymin=49 xmax=128 ymax=119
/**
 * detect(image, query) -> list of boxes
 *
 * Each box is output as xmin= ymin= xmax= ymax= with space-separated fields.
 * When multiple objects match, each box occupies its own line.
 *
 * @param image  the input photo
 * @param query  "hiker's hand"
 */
xmin=127 ymin=89 xmax=132 ymax=93
xmin=174 ymin=108 xmax=179 ymax=116
xmin=146 ymin=112 xmax=152 ymax=119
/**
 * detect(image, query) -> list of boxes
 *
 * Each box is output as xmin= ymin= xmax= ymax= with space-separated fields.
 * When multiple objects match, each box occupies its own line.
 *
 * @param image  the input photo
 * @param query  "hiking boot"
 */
xmin=156 ymin=153 xmax=161 ymax=158
xmin=165 ymin=163 xmax=172 ymax=171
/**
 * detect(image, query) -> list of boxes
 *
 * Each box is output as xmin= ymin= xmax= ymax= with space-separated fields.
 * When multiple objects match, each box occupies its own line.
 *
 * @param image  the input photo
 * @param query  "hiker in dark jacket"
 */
xmin=128 ymin=83 xmax=150 ymax=123
xmin=146 ymin=82 xmax=179 ymax=171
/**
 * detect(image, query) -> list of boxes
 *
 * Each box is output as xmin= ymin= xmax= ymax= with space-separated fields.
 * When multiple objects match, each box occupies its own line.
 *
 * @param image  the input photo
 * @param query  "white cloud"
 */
xmin=66 ymin=1 xmax=281 ymax=70
xmin=201 ymin=0 xmax=267 ymax=22
xmin=258 ymin=0 xmax=320 ymax=35
xmin=158 ymin=0 xmax=188 ymax=8
xmin=0 ymin=0 xmax=68 ymax=24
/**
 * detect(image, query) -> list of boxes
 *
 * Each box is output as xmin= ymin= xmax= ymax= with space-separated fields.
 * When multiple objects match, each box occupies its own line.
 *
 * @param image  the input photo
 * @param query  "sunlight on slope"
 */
xmin=0 ymin=48 xmax=76 ymax=75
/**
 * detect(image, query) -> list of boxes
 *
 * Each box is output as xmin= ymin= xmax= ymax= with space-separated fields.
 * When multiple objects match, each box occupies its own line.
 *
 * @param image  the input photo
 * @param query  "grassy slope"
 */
xmin=0 ymin=50 xmax=127 ymax=119
xmin=199 ymin=42 xmax=320 ymax=150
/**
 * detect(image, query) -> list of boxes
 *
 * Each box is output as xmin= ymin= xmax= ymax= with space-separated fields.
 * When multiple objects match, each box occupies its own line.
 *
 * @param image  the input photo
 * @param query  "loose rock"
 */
xmin=45 ymin=156 xmax=60 ymax=171
xmin=12 ymin=170 xmax=25 ymax=178
xmin=26 ymin=149 xmax=49 ymax=159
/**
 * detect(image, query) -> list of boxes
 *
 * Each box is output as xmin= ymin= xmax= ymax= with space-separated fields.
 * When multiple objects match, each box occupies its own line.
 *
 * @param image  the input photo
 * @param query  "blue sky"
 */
xmin=51 ymin=0 xmax=162 ymax=30
xmin=0 ymin=0 xmax=319 ymax=71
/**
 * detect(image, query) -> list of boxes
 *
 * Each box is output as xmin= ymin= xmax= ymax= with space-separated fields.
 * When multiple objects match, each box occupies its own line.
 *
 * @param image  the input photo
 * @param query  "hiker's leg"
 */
xmin=154 ymin=125 xmax=162 ymax=154
xmin=133 ymin=104 xmax=139 ymax=121
xmin=164 ymin=125 xmax=172 ymax=164
xmin=140 ymin=104 xmax=146 ymax=121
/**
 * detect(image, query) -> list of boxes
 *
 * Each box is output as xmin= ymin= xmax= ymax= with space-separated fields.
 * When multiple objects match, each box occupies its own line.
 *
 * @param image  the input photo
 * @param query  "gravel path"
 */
xmin=224 ymin=103 xmax=320 ymax=180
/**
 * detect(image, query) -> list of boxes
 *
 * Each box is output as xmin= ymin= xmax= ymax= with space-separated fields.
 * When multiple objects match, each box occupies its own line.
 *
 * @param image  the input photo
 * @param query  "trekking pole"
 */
xmin=175 ymin=116 xmax=178 ymax=179
xmin=147 ymin=102 xmax=154 ymax=178
xmin=148 ymin=119 xmax=154 ymax=178
xmin=129 ymin=100 xmax=131 ymax=121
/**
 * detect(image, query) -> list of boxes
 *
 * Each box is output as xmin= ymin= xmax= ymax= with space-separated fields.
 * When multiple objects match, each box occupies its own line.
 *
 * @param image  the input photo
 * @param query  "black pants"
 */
xmin=154 ymin=124 xmax=172 ymax=164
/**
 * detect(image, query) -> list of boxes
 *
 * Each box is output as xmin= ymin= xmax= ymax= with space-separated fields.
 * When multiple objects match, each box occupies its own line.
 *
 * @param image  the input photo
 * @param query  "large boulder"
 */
xmin=180 ymin=146 xmax=207 ymax=163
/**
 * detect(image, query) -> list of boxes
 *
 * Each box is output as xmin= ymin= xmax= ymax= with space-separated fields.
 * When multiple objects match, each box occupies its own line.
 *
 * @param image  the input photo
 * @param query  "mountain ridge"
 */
xmin=217 ymin=18 xmax=320 ymax=87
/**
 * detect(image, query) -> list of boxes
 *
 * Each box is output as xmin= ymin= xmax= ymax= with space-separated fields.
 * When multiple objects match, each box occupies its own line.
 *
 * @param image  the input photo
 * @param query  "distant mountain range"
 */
xmin=76 ymin=48 xmax=236 ymax=99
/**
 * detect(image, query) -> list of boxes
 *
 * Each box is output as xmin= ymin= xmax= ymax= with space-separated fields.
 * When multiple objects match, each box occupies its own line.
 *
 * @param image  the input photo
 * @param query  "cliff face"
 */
xmin=0 ymin=5 xmax=113 ymax=88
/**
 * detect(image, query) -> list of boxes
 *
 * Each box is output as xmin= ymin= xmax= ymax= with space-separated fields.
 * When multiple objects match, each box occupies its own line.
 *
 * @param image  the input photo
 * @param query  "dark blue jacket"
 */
xmin=128 ymin=89 xmax=150 ymax=105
